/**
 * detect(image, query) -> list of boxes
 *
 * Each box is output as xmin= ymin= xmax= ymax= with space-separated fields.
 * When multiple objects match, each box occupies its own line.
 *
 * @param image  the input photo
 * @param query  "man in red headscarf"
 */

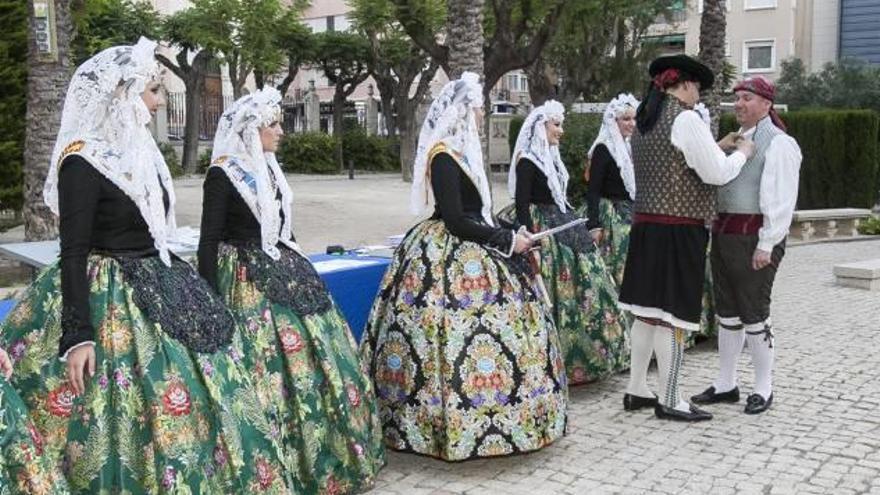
xmin=692 ymin=75 xmax=802 ymax=415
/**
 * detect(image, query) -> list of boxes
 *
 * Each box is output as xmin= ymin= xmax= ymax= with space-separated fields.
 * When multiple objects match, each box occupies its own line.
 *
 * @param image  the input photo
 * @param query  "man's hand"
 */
xmin=717 ymin=132 xmax=742 ymax=151
xmin=66 ymin=344 xmax=96 ymax=396
xmin=736 ymin=139 xmax=756 ymax=159
xmin=752 ymin=248 xmax=772 ymax=271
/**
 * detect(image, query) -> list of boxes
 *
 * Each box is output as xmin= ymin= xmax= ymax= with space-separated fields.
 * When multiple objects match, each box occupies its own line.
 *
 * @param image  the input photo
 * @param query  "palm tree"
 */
xmin=24 ymin=0 xmax=76 ymax=240
xmin=446 ymin=0 xmax=484 ymax=77
xmin=698 ymin=0 xmax=727 ymax=136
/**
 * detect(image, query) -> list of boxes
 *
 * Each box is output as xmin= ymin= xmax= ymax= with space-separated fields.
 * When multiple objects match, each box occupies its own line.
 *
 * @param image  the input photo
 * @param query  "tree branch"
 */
xmin=156 ymin=52 xmax=185 ymax=80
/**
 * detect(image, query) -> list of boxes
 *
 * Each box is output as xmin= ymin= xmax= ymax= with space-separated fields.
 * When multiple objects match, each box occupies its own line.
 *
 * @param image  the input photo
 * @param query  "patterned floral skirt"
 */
xmin=499 ymin=204 xmax=630 ymax=385
xmin=593 ymin=198 xmax=633 ymax=289
xmin=1 ymin=379 xmax=69 ymax=494
xmin=0 ymin=255 xmax=293 ymax=494
xmin=214 ymin=243 xmax=386 ymax=494
xmin=360 ymin=220 xmax=567 ymax=461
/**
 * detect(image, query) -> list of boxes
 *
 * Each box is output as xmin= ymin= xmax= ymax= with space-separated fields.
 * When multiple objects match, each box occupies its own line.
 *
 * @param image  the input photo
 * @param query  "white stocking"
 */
xmin=745 ymin=320 xmax=774 ymax=400
xmin=713 ymin=317 xmax=745 ymax=393
xmin=654 ymin=326 xmax=688 ymax=411
xmin=626 ymin=319 xmax=655 ymax=397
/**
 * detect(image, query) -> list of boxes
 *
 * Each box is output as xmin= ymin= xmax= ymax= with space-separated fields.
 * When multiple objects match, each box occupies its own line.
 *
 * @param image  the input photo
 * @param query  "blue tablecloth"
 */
xmin=0 ymin=300 xmax=14 ymax=324
xmin=308 ymin=254 xmax=391 ymax=342
xmin=0 ymin=254 xmax=391 ymax=344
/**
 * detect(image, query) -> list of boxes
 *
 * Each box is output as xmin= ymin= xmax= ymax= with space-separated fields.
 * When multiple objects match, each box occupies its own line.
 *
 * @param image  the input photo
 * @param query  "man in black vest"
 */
xmin=619 ymin=55 xmax=755 ymax=421
xmin=692 ymin=76 xmax=802 ymax=415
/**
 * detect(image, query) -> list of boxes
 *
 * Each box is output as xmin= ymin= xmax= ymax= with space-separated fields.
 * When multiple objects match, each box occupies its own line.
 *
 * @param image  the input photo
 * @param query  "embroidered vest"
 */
xmin=631 ymin=97 xmax=716 ymax=222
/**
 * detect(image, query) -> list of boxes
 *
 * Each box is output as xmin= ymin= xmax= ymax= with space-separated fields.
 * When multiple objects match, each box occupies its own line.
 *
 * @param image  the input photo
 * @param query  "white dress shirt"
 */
xmin=670 ymin=109 xmax=747 ymax=186
xmin=740 ymin=121 xmax=803 ymax=252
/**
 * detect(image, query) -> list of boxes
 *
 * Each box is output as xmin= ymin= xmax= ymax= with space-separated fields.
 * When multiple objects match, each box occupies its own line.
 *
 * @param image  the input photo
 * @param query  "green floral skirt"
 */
xmin=499 ymin=204 xmax=630 ymax=385
xmin=214 ymin=243 xmax=385 ymax=494
xmin=0 ymin=255 xmax=292 ymax=494
xmin=1 ymin=379 xmax=69 ymax=494
xmin=593 ymin=198 xmax=633 ymax=289
xmin=360 ymin=220 xmax=567 ymax=461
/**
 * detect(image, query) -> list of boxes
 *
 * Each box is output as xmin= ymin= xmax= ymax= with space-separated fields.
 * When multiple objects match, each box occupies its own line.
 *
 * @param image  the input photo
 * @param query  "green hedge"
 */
xmin=341 ymin=128 xmax=399 ymax=172
xmin=277 ymin=130 xmax=399 ymax=174
xmin=559 ymin=113 xmax=602 ymax=208
xmin=277 ymin=132 xmax=338 ymax=174
xmin=158 ymin=142 xmax=184 ymax=178
xmin=197 ymin=147 xmax=213 ymax=174
xmin=508 ymin=115 xmax=525 ymax=156
xmin=720 ymin=110 xmax=879 ymax=209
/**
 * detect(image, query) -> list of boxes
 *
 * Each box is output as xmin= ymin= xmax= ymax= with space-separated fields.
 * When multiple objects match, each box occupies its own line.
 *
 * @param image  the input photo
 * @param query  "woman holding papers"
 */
xmin=0 ymin=39 xmax=294 ymax=493
xmin=199 ymin=88 xmax=385 ymax=493
xmin=360 ymin=73 xmax=566 ymax=461
xmin=502 ymin=100 xmax=629 ymax=386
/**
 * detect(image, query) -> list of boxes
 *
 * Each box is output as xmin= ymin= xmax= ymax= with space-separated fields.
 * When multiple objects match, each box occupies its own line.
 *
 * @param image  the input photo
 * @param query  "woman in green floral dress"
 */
xmin=198 ymin=88 xmax=385 ymax=494
xmin=0 ymin=348 xmax=69 ymax=494
xmin=360 ymin=73 xmax=567 ymax=461
xmin=584 ymin=94 xmax=640 ymax=289
xmin=0 ymin=39 xmax=293 ymax=494
xmin=500 ymin=100 xmax=629 ymax=386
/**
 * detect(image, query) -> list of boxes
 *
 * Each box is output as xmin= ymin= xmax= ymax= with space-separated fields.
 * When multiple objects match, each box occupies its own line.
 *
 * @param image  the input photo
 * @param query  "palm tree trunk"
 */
xmin=446 ymin=0 xmax=484 ymax=78
xmin=698 ymin=0 xmax=727 ymax=136
xmin=24 ymin=0 xmax=76 ymax=240
xmin=446 ymin=0 xmax=489 ymax=190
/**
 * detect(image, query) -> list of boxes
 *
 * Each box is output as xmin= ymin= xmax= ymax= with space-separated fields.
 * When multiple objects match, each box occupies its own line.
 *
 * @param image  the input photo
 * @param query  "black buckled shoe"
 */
xmin=744 ymin=393 xmax=773 ymax=414
xmin=623 ymin=393 xmax=658 ymax=411
xmin=654 ymin=403 xmax=713 ymax=422
xmin=691 ymin=386 xmax=740 ymax=405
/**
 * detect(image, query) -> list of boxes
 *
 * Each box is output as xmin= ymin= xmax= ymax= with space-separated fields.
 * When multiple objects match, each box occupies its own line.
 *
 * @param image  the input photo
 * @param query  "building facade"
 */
xmin=648 ymin=0 xmax=849 ymax=85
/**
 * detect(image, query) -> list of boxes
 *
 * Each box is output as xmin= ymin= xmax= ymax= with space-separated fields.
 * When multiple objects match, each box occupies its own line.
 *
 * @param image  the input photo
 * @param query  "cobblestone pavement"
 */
xmin=369 ymin=239 xmax=880 ymax=494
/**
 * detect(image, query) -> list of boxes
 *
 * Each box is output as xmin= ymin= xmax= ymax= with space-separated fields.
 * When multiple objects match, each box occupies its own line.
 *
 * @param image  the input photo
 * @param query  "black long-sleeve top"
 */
xmin=58 ymin=155 xmax=169 ymax=357
xmin=197 ymin=167 xmax=290 ymax=292
xmin=429 ymin=152 xmax=513 ymax=251
xmin=586 ymin=143 xmax=630 ymax=230
xmin=513 ymin=157 xmax=555 ymax=232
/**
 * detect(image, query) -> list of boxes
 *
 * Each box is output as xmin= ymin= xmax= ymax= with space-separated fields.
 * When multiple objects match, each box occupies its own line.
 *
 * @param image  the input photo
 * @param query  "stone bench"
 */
xmin=834 ymin=259 xmax=880 ymax=291
xmin=790 ymin=208 xmax=873 ymax=241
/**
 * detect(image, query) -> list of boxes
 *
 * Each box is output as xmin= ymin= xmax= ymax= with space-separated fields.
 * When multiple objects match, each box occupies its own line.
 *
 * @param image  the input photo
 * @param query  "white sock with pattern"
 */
xmin=654 ymin=326 xmax=689 ymax=412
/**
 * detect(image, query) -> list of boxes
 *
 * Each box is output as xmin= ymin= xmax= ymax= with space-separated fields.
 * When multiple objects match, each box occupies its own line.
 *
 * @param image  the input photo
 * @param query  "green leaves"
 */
xmin=312 ymin=31 xmax=371 ymax=87
xmin=72 ymin=0 xmax=161 ymax=65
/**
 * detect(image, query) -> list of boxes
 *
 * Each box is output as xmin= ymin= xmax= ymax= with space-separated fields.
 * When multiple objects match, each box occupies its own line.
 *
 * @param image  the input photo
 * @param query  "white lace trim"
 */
xmin=44 ymin=37 xmax=176 ymax=266
xmin=588 ymin=93 xmax=640 ymax=201
xmin=508 ymin=100 xmax=571 ymax=213
xmin=211 ymin=88 xmax=303 ymax=259
xmin=411 ymin=72 xmax=493 ymax=225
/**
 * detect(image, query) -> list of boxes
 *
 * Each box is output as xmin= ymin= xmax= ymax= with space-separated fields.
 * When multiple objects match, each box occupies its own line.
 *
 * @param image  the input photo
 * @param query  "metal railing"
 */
xmin=166 ymin=92 xmax=232 ymax=141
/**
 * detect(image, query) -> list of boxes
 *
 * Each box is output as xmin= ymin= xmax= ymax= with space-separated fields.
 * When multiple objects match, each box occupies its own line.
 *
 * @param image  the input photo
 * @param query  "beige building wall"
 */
xmin=682 ymin=0 xmax=800 ymax=85
xmin=644 ymin=0 xmax=842 ymax=87
xmin=805 ymin=0 xmax=840 ymax=71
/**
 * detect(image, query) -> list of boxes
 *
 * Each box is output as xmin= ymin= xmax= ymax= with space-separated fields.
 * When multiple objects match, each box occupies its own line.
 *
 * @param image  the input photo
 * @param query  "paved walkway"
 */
xmin=370 ymin=239 xmax=880 ymax=495
xmin=2 ymin=174 xmax=878 ymax=493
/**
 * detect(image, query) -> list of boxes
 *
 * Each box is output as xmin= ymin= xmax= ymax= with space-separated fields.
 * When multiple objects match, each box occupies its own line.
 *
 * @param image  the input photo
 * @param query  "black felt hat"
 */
xmin=648 ymin=55 xmax=714 ymax=90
